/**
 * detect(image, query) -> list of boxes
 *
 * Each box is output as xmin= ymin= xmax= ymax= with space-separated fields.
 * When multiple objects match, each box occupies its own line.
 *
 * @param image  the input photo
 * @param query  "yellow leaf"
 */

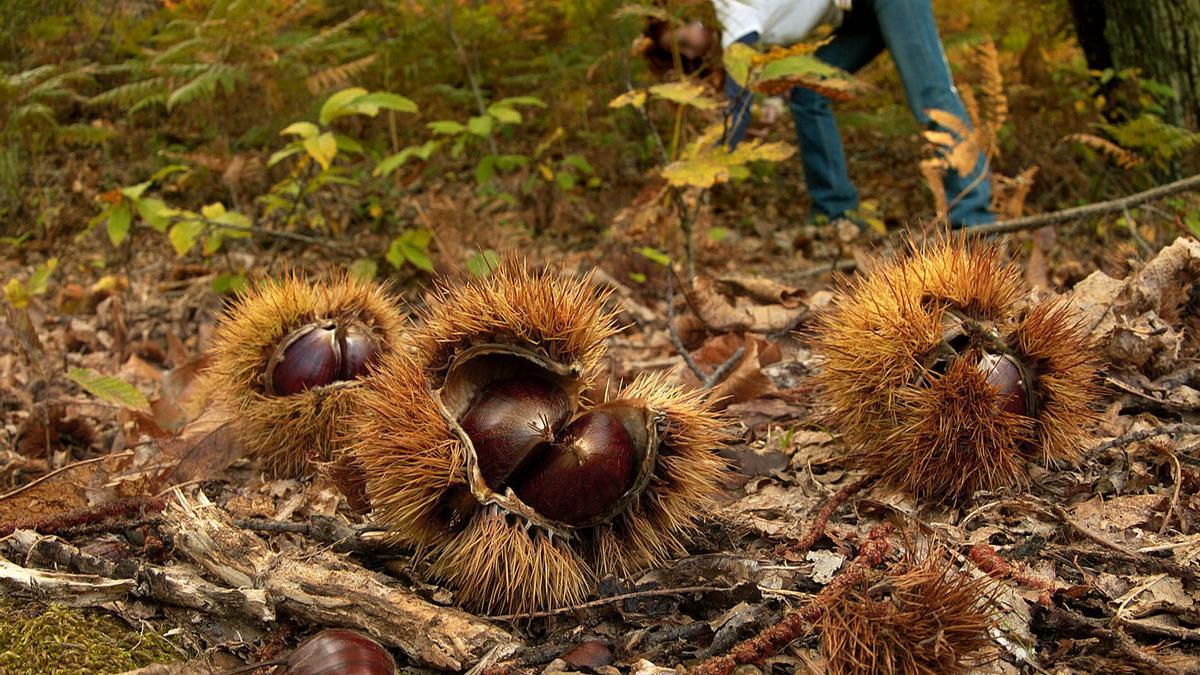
xmin=304 ymin=132 xmax=338 ymax=170
xmin=4 ymin=278 xmax=29 ymax=309
xmin=648 ymin=81 xmax=721 ymax=110
xmin=609 ymin=89 xmax=647 ymax=109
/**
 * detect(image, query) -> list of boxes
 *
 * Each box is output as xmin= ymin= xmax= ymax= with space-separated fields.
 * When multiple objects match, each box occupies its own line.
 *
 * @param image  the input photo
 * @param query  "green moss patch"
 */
xmin=0 ymin=599 xmax=180 ymax=675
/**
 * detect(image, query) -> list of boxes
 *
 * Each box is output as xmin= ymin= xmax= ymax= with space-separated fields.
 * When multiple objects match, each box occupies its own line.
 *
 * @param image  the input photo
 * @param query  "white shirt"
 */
xmin=714 ymin=0 xmax=850 ymax=48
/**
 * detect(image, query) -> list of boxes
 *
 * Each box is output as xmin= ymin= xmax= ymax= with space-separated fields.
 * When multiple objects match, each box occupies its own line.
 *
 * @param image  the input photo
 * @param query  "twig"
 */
xmin=444 ymin=0 xmax=497 ymax=157
xmin=0 ymin=495 xmax=164 ymax=538
xmin=0 ymin=450 xmax=134 ymax=502
xmin=702 ymin=345 xmax=745 ymax=389
xmin=665 ymin=273 xmax=748 ymax=390
xmin=687 ymin=524 xmax=893 ymax=675
xmin=1029 ymin=500 xmax=1198 ymax=585
xmin=487 ymin=584 xmax=741 ymax=621
xmin=971 ymin=172 xmax=1200 ymax=237
xmin=793 ymin=173 xmax=1200 ymax=277
xmin=234 ymin=516 xmax=387 ymax=553
xmin=1033 ymin=604 xmax=1181 ymax=675
xmin=792 ymin=475 xmax=876 ymax=554
xmin=207 ymin=219 xmax=341 ymax=249
xmin=667 ymin=273 xmax=707 ymax=382
xmin=1087 ymin=423 xmax=1200 ymax=458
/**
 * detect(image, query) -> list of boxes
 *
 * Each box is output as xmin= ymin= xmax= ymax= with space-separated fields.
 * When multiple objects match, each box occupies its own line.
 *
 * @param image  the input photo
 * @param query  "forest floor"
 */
xmin=3 ymin=2 xmax=1200 ymax=672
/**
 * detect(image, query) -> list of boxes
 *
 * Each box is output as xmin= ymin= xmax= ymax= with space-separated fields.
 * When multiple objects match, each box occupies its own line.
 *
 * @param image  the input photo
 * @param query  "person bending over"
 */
xmin=643 ymin=0 xmax=995 ymax=229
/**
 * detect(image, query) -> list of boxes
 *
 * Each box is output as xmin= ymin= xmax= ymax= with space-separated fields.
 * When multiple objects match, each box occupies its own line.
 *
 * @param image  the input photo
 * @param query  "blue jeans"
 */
xmin=724 ymin=0 xmax=994 ymax=227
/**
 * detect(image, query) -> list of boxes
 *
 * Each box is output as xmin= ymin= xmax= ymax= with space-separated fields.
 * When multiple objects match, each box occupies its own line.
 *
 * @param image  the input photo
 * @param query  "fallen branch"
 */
xmin=0 ymin=556 xmax=134 ymax=605
xmin=666 ymin=273 xmax=749 ymax=390
xmin=970 ymin=173 xmax=1200 ymax=238
xmin=794 ymin=174 xmax=1200 ymax=278
xmin=234 ymin=516 xmax=387 ymax=553
xmin=2 ymin=529 xmax=273 ymax=622
xmin=687 ymin=524 xmax=893 ymax=675
xmin=163 ymin=490 xmax=519 ymax=671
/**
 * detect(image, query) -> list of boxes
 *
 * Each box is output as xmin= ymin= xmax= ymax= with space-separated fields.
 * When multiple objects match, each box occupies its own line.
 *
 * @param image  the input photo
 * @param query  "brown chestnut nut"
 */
xmin=978 ymin=353 xmax=1027 ymax=416
xmin=460 ymin=377 xmax=571 ymax=491
xmin=338 ymin=324 xmax=376 ymax=380
xmin=286 ymin=628 xmax=396 ymax=675
xmin=270 ymin=325 xmax=341 ymax=396
xmin=514 ymin=410 xmax=635 ymax=527
xmin=266 ymin=323 xmax=379 ymax=396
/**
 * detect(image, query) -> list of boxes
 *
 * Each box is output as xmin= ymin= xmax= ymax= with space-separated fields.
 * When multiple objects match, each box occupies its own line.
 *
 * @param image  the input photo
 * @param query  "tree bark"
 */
xmin=1101 ymin=0 xmax=1200 ymax=128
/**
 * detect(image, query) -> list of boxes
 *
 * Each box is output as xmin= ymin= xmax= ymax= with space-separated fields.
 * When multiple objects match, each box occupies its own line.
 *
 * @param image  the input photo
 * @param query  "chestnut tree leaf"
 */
xmin=648 ymin=81 xmax=721 ymax=110
xmin=67 ymin=367 xmax=150 ymax=411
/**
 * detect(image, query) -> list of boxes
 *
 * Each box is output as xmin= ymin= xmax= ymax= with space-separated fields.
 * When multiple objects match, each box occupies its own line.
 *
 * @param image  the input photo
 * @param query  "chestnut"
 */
xmin=285 ymin=629 xmax=396 ymax=675
xmin=460 ymin=377 xmax=571 ymax=491
xmin=514 ymin=410 xmax=636 ymax=527
xmin=265 ymin=323 xmax=379 ymax=396
xmin=977 ymin=353 xmax=1027 ymax=416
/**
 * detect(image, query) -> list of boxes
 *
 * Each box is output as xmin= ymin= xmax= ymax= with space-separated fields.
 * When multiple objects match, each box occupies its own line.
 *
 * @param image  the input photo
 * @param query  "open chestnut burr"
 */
xmin=347 ymin=261 xmax=730 ymax=613
xmin=809 ymin=238 xmax=1100 ymax=501
xmin=206 ymin=275 xmax=405 ymax=477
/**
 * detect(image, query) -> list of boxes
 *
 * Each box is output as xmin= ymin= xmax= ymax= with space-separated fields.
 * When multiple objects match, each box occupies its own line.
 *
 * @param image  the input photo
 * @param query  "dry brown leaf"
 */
xmin=685 ymin=275 xmax=808 ymax=334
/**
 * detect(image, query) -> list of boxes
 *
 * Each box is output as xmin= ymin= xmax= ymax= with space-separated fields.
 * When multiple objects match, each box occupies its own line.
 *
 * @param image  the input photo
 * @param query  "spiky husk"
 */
xmin=810 ymin=238 xmax=1098 ymax=500
xmin=587 ymin=373 xmax=732 ymax=579
xmin=348 ymin=343 xmax=729 ymax=614
xmin=206 ymin=274 xmax=406 ymax=477
xmin=414 ymin=260 xmax=619 ymax=386
xmin=819 ymin=551 xmax=997 ymax=675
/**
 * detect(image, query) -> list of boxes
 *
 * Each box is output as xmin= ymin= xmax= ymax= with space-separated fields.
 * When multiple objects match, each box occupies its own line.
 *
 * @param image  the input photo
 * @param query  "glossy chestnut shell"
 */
xmin=265 ymin=323 xmax=379 ymax=396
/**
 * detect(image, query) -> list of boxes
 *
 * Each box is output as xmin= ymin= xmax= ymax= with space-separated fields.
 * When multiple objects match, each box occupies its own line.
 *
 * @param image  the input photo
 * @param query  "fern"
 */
xmin=87 ymin=77 xmax=165 ymax=108
xmin=305 ymin=53 xmax=378 ymax=94
xmin=1066 ymin=133 xmax=1143 ymax=169
xmin=289 ymin=10 xmax=367 ymax=60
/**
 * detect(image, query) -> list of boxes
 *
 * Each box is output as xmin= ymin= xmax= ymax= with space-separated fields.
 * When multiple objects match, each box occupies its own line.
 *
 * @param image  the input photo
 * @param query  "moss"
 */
xmin=0 ymin=599 xmax=180 ymax=675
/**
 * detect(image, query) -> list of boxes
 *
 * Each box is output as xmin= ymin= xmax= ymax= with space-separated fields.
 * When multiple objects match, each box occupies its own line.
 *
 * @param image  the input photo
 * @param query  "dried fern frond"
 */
xmin=1066 ymin=133 xmax=1144 ymax=169
xmin=306 ymin=53 xmax=378 ymax=94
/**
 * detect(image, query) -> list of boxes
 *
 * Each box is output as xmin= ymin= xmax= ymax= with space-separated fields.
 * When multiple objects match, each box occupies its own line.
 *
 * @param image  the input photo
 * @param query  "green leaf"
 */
xmin=303 ymin=132 xmax=338 ymax=170
xmin=168 ymin=220 xmax=204 ymax=257
xmin=487 ymin=104 xmax=522 ymax=125
xmin=136 ymin=197 xmax=173 ymax=232
xmin=211 ymin=271 xmax=248 ymax=294
xmin=637 ymin=246 xmax=671 ymax=267
xmin=562 ymin=154 xmax=593 ymax=175
xmin=334 ymin=134 xmax=363 ymax=154
xmin=267 ymin=144 xmax=303 ymax=167
xmin=119 ymin=181 xmax=152 ymax=201
xmin=628 ymin=271 xmax=647 ymax=284
xmin=400 ymin=242 xmax=434 ymax=272
xmin=428 ymin=120 xmax=466 ymax=135
xmin=66 ymin=367 xmax=149 ymax=410
xmin=352 ymin=91 xmax=417 ymax=114
xmin=466 ymin=249 xmax=499 ymax=278
xmin=318 ymin=87 xmax=368 ymax=125
xmin=707 ymin=226 xmax=730 ymax=243
xmin=106 ymin=202 xmax=132 ymax=247
xmin=27 ymin=258 xmax=57 ymax=296
xmin=475 ymin=155 xmax=496 ymax=185
xmin=373 ymin=140 xmax=442 ymax=176
xmin=467 ymin=115 xmax=494 ymax=137
xmin=149 ymin=164 xmax=189 ymax=183
xmin=348 ymin=258 xmax=377 ymax=281
xmin=280 ymin=121 xmax=320 ymax=139
xmin=494 ymin=96 xmax=545 ymax=108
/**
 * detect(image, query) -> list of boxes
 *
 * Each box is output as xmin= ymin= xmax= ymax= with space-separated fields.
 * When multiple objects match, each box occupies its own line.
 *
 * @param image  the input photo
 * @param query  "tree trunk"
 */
xmin=1101 ymin=0 xmax=1200 ymax=129
xmin=1067 ymin=0 xmax=1112 ymax=73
